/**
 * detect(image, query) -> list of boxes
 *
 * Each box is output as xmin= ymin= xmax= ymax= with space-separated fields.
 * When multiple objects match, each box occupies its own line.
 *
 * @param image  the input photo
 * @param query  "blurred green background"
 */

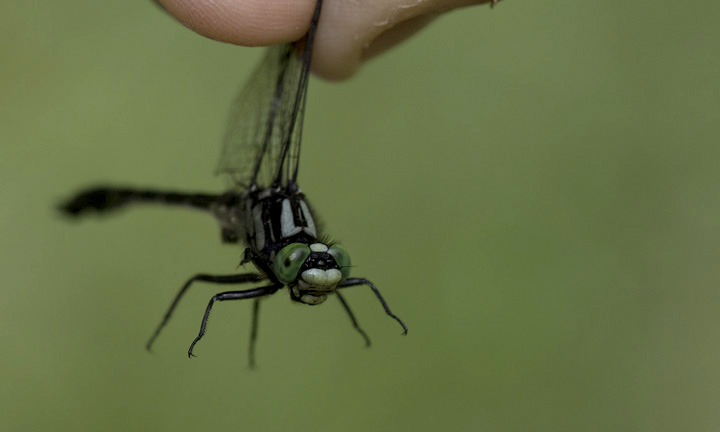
xmin=2 ymin=1 xmax=720 ymax=431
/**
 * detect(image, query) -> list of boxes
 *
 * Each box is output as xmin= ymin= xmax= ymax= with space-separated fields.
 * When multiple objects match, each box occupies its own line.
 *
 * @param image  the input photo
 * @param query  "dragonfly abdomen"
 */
xmin=60 ymin=186 xmax=224 ymax=217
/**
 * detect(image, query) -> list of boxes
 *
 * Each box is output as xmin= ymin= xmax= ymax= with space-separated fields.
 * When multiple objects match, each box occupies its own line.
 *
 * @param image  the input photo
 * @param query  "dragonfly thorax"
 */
xmin=244 ymin=186 xmax=317 ymax=255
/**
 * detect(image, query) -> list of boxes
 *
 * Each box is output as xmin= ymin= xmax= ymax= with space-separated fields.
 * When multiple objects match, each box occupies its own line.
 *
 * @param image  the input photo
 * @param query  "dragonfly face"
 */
xmin=275 ymin=242 xmax=351 ymax=305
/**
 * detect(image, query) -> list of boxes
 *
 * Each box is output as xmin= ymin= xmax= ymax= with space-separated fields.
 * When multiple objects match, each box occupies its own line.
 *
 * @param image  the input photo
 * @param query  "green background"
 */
xmin=2 ymin=1 xmax=720 ymax=431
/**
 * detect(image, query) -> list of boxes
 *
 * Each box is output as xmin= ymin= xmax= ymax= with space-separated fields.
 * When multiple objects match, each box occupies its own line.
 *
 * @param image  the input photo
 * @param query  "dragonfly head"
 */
xmin=274 ymin=242 xmax=351 ymax=305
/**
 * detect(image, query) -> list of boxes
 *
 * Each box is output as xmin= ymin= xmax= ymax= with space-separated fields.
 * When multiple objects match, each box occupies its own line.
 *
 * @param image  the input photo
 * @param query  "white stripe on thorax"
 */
xmin=280 ymin=199 xmax=302 ymax=238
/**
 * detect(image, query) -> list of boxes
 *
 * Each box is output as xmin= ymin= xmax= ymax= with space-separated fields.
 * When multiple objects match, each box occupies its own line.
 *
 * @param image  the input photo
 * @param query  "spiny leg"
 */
xmin=146 ymin=273 xmax=265 ymax=351
xmin=248 ymin=299 xmax=260 ymax=369
xmin=338 ymin=278 xmax=408 ymax=335
xmin=336 ymin=292 xmax=371 ymax=347
xmin=188 ymin=285 xmax=281 ymax=358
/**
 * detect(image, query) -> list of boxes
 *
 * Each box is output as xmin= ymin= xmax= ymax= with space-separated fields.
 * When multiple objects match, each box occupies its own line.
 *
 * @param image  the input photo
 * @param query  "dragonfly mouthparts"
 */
xmin=300 ymin=268 xmax=343 ymax=290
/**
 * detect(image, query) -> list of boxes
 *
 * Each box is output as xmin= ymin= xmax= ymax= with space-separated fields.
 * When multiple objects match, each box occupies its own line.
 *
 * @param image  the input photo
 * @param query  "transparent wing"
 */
xmin=215 ymin=43 xmax=301 ymax=188
xmin=216 ymin=0 xmax=322 ymax=189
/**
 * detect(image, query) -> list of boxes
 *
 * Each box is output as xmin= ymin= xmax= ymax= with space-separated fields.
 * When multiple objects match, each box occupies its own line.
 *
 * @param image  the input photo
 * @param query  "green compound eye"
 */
xmin=274 ymin=243 xmax=311 ymax=284
xmin=328 ymin=244 xmax=351 ymax=282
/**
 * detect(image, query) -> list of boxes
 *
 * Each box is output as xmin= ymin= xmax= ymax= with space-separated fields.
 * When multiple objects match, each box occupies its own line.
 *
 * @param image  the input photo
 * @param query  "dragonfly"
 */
xmin=60 ymin=0 xmax=407 ymax=367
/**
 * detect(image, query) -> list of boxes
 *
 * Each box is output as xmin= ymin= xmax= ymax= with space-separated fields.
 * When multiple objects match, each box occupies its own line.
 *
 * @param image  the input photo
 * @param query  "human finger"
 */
xmin=154 ymin=0 xmax=497 ymax=80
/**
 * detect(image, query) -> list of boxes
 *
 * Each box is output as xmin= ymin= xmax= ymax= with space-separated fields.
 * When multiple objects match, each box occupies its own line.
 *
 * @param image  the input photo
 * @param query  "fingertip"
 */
xmin=157 ymin=0 xmax=317 ymax=46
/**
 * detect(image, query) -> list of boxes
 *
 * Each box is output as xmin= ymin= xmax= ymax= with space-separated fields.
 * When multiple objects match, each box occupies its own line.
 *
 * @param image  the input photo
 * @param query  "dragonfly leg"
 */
xmin=188 ymin=285 xmax=281 ymax=358
xmin=338 ymin=278 xmax=408 ymax=336
xmin=248 ymin=299 xmax=260 ymax=369
xmin=335 ymin=292 xmax=371 ymax=347
xmin=146 ymin=272 xmax=265 ymax=351
xmin=239 ymin=248 xmax=277 ymax=282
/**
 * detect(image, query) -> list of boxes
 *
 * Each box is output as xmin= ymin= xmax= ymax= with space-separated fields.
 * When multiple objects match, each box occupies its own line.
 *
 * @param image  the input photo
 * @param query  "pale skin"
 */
xmin=154 ymin=0 xmax=498 ymax=80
